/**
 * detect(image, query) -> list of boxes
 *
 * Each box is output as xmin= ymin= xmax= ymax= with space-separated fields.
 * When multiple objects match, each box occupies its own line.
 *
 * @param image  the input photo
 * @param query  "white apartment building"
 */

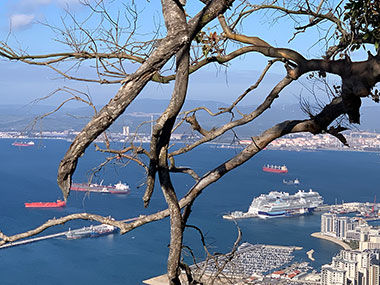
xmin=321 ymin=265 xmax=346 ymax=285
xmin=360 ymin=228 xmax=380 ymax=251
xmin=321 ymin=213 xmax=336 ymax=236
xmin=321 ymin=213 xmax=359 ymax=239
xmin=321 ymin=249 xmax=380 ymax=285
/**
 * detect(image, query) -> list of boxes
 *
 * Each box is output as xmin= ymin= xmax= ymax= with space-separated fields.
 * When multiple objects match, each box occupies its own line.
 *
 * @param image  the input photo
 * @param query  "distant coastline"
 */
xmin=311 ymin=232 xmax=351 ymax=250
xmin=3 ymin=130 xmax=380 ymax=153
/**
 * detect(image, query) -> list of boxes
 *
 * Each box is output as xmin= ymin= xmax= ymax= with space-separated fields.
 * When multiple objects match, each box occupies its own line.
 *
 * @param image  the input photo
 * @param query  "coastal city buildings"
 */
xmin=319 ymin=212 xmax=380 ymax=285
xmin=0 ymin=128 xmax=196 ymax=144
xmin=321 ymin=213 xmax=361 ymax=240
xmin=262 ymin=132 xmax=380 ymax=152
xmin=3 ymin=129 xmax=380 ymax=152
xmin=360 ymin=228 xmax=380 ymax=251
xmin=321 ymin=266 xmax=346 ymax=285
xmin=321 ymin=249 xmax=380 ymax=285
xmin=320 ymin=213 xmax=380 ymax=248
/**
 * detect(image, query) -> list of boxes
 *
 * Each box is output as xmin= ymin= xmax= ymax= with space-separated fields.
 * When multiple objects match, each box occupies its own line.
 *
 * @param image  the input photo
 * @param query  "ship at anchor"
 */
xmin=65 ymin=224 xmax=118 ymax=239
xmin=25 ymin=199 xmax=66 ymax=208
xmin=223 ymin=189 xmax=323 ymax=220
xmin=262 ymin=164 xmax=288 ymax=173
xmin=70 ymin=181 xmax=130 ymax=194
xmin=283 ymin=178 xmax=300 ymax=185
xmin=12 ymin=141 xmax=35 ymax=147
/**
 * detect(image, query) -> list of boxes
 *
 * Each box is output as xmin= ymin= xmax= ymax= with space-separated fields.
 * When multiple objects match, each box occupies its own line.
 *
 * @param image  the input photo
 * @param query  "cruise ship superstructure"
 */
xmin=223 ymin=189 xmax=323 ymax=220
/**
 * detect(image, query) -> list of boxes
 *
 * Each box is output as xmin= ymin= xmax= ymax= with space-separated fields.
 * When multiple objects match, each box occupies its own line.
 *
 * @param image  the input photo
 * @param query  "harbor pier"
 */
xmin=0 ymin=216 xmax=139 ymax=250
xmin=0 ymin=232 xmax=67 ymax=249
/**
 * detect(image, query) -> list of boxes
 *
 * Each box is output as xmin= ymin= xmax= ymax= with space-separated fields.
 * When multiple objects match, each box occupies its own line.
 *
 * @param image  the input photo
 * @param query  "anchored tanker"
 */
xmin=70 ymin=181 xmax=130 ymax=194
xmin=223 ymin=189 xmax=323 ymax=220
xmin=25 ymin=199 xmax=66 ymax=208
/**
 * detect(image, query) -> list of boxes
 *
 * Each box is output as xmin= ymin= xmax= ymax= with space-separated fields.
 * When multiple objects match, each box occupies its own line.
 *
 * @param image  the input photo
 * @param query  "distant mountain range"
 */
xmin=0 ymin=99 xmax=379 ymax=137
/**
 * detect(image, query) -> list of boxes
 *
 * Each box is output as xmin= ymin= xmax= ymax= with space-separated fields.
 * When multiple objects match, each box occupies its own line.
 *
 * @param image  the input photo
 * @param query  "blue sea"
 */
xmin=0 ymin=139 xmax=379 ymax=284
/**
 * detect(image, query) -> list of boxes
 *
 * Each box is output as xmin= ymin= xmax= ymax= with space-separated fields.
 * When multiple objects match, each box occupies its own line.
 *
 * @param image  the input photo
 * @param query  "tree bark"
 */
xmin=57 ymin=0 xmax=235 ymax=201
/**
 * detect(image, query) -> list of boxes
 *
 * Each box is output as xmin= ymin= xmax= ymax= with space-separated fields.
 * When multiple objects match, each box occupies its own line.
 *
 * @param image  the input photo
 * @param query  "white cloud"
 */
xmin=10 ymin=14 xmax=35 ymax=29
xmin=4 ymin=0 xmax=82 ymax=31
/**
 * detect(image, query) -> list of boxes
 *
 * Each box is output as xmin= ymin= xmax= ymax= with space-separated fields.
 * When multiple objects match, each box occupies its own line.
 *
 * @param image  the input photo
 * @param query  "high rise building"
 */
xmin=321 ymin=213 xmax=336 ymax=236
xmin=336 ymin=216 xmax=349 ymax=239
xmin=320 ymin=213 xmax=360 ymax=240
xmin=122 ymin=126 xmax=130 ymax=136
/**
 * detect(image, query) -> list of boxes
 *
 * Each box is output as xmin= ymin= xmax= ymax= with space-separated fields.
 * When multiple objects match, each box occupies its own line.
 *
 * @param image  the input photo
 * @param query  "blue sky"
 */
xmin=0 ymin=0 xmax=375 ymax=108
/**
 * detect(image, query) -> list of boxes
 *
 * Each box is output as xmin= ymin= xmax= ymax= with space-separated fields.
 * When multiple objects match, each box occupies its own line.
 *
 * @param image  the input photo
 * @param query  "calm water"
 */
xmin=0 ymin=139 xmax=379 ymax=284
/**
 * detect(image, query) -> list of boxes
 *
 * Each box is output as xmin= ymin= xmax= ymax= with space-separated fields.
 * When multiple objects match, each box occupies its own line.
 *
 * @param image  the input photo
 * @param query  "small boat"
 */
xmin=25 ymin=199 xmax=66 ymax=208
xmin=12 ymin=141 xmax=35 ymax=147
xmin=262 ymin=164 xmax=288 ymax=173
xmin=283 ymin=178 xmax=300 ymax=185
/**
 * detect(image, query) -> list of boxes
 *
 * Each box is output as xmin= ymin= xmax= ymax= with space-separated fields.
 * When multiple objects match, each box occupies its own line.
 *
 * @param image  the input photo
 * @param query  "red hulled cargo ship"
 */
xmin=262 ymin=165 xmax=288 ymax=173
xmin=25 ymin=199 xmax=66 ymax=208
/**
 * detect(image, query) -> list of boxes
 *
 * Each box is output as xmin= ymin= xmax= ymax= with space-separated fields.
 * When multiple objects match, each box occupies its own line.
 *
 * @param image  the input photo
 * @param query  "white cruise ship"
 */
xmin=223 ymin=189 xmax=323 ymax=220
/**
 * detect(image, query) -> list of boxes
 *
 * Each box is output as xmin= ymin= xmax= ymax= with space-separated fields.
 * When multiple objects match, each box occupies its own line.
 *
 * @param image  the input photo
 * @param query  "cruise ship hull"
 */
xmin=257 ymin=211 xmax=286 ymax=218
xmin=257 ymin=208 xmax=312 ymax=219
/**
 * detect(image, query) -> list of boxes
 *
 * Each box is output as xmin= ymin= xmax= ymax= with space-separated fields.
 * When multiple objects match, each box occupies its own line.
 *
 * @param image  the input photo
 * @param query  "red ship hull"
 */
xmin=25 ymin=200 xmax=66 ymax=208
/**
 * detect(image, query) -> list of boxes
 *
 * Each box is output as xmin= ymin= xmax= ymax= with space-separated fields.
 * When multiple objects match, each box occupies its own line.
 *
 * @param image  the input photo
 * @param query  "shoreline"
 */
xmin=311 ymin=232 xmax=351 ymax=250
xmin=2 ymin=136 xmax=380 ymax=154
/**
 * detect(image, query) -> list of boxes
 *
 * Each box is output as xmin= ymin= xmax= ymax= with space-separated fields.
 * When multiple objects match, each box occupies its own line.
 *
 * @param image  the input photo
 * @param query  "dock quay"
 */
xmin=0 ymin=216 xmax=139 ymax=250
xmin=0 ymin=232 xmax=67 ymax=250
xmin=315 ymin=205 xmax=331 ymax=212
